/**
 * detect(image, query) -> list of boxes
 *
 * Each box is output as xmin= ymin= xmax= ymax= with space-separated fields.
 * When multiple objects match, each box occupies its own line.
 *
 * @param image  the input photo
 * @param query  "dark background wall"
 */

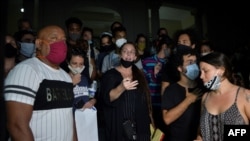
xmin=1 ymin=0 xmax=250 ymax=140
xmin=0 ymin=0 xmax=7 ymax=140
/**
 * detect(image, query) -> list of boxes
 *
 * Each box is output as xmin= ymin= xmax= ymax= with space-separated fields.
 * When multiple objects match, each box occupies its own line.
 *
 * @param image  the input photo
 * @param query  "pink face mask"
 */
xmin=46 ymin=41 xmax=67 ymax=65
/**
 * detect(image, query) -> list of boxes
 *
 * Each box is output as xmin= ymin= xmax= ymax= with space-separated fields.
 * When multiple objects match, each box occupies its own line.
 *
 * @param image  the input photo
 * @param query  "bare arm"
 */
xmin=109 ymin=78 xmax=138 ymax=102
xmin=83 ymin=98 xmax=97 ymax=109
xmin=90 ymin=58 xmax=97 ymax=81
xmin=162 ymin=92 xmax=197 ymax=125
xmin=161 ymin=81 xmax=170 ymax=96
xmin=6 ymin=101 xmax=34 ymax=141
xmin=244 ymin=90 xmax=250 ymax=121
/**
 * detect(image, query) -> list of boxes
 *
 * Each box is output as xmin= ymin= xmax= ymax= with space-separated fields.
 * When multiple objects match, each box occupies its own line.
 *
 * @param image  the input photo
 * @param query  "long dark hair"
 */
xmin=119 ymin=42 xmax=153 ymax=120
xmin=199 ymin=52 xmax=233 ymax=82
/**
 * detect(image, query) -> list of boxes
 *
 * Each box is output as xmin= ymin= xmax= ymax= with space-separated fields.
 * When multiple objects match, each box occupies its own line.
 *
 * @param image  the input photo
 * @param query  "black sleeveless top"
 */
xmin=200 ymin=87 xmax=246 ymax=141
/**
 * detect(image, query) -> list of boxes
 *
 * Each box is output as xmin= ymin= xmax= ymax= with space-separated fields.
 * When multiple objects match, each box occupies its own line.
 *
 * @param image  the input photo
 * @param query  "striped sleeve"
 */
xmin=4 ymin=64 xmax=40 ymax=105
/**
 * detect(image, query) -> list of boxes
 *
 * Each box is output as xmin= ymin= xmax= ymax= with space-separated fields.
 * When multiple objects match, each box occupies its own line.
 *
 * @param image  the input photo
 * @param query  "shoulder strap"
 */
xmin=234 ymin=87 xmax=241 ymax=103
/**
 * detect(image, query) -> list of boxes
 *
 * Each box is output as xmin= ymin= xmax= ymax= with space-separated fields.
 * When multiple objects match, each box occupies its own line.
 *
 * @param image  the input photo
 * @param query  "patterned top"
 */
xmin=142 ymin=54 xmax=166 ymax=107
xmin=200 ymin=87 xmax=246 ymax=141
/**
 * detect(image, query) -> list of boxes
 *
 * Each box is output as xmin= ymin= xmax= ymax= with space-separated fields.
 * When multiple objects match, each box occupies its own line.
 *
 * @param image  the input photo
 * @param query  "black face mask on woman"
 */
xmin=120 ymin=58 xmax=133 ymax=68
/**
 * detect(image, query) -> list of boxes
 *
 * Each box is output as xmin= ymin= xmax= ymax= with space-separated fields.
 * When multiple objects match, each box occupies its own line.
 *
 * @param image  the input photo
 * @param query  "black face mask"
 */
xmin=100 ymin=45 xmax=114 ymax=52
xmin=4 ymin=43 xmax=18 ymax=58
xmin=120 ymin=58 xmax=133 ymax=68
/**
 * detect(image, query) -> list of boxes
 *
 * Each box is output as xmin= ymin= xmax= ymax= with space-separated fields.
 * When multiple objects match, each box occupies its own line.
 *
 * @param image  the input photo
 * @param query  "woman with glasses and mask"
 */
xmin=195 ymin=52 xmax=250 ymax=141
xmin=100 ymin=42 xmax=152 ymax=141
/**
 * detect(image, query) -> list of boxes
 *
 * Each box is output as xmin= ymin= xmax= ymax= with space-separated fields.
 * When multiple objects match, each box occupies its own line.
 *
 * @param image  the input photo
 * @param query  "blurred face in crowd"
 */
xmin=114 ymin=31 xmax=126 ymax=41
xmin=200 ymin=45 xmax=213 ymax=56
xmin=67 ymin=23 xmax=81 ymax=41
xmin=69 ymin=55 xmax=84 ymax=69
xmin=82 ymin=30 xmax=92 ymax=41
xmin=20 ymin=21 xmax=32 ymax=31
xmin=21 ymin=33 xmax=35 ymax=43
xmin=68 ymin=23 xmax=81 ymax=35
xmin=178 ymin=34 xmax=193 ymax=48
xmin=120 ymin=43 xmax=137 ymax=62
xmin=101 ymin=36 xmax=111 ymax=46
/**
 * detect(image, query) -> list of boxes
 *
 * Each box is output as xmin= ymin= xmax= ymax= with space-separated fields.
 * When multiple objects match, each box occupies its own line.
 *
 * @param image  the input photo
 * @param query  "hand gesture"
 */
xmin=122 ymin=78 xmax=138 ymax=90
xmin=186 ymin=87 xmax=203 ymax=103
xmin=154 ymin=62 xmax=162 ymax=76
xmin=71 ymin=73 xmax=81 ymax=85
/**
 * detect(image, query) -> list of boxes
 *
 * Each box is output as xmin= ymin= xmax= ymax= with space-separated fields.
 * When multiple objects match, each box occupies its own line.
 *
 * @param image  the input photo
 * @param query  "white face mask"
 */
xmin=68 ymin=65 xmax=85 ymax=75
xmin=204 ymin=74 xmax=221 ymax=90
xmin=201 ymin=52 xmax=210 ymax=56
xmin=115 ymin=38 xmax=127 ymax=48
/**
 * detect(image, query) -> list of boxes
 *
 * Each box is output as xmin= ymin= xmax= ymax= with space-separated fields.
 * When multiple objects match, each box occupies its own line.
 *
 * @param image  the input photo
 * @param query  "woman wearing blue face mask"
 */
xmin=162 ymin=48 xmax=205 ymax=141
xmin=195 ymin=52 xmax=250 ymax=141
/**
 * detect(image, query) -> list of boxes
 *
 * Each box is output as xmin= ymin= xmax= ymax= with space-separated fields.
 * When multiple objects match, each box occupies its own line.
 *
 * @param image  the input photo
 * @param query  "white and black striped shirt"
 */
xmin=4 ymin=57 xmax=74 ymax=141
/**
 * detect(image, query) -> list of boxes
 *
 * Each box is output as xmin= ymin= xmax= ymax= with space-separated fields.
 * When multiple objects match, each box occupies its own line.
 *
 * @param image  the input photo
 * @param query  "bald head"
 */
xmin=37 ymin=25 xmax=66 ymax=41
xmin=36 ymin=25 xmax=66 ymax=55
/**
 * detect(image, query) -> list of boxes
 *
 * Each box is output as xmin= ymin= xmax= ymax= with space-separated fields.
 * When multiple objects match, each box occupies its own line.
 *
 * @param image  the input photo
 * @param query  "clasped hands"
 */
xmin=122 ymin=78 xmax=138 ymax=90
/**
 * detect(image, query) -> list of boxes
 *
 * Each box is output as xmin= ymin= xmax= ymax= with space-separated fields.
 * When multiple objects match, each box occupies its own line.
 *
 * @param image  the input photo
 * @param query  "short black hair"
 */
xmin=112 ymin=26 xmax=126 ymax=37
xmin=65 ymin=17 xmax=83 ymax=29
xmin=66 ymin=47 xmax=86 ymax=63
xmin=110 ymin=21 xmax=123 ymax=32
xmin=17 ymin=18 xmax=32 ymax=30
xmin=157 ymin=27 xmax=168 ymax=36
xmin=14 ymin=30 xmax=35 ymax=42
xmin=82 ymin=27 xmax=93 ymax=36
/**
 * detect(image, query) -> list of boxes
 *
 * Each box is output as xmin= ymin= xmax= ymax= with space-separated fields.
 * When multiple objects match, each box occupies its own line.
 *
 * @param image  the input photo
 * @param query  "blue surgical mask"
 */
xmin=69 ymin=33 xmax=80 ymax=41
xmin=150 ymin=47 xmax=156 ymax=55
xmin=20 ymin=42 xmax=35 ymax=57
xmin=164 ymin=49 xmax=170 ymax=57
xmin=88 ymin=40 xmax=93 ymax=45
xmin=185 ymin=63 xmax=200 ymax=80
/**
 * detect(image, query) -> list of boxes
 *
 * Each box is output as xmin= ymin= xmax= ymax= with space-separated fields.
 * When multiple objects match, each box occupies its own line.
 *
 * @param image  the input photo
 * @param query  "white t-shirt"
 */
xmin=4 ymin=57 xmax=74 ymax=141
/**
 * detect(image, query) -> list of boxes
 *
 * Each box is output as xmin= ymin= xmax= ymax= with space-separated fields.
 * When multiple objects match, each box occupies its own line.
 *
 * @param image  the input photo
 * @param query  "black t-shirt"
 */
xmin=162 ymin=83 xmax=201 ymax=141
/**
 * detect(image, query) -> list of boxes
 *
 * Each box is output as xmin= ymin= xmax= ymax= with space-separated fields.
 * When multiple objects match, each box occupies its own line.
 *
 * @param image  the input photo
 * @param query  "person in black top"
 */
xmin=99 ymin=42 xmax=151 ymax=141
xmin=162 ymin=48 xmax=204 ymax=141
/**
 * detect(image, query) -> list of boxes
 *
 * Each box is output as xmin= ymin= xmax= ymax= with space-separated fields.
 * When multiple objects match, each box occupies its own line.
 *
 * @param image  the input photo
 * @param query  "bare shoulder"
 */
xmin=201 ymin=92 xmax=209 ymax=103
xmin=239 ymin=88 xmax=250 ymax=103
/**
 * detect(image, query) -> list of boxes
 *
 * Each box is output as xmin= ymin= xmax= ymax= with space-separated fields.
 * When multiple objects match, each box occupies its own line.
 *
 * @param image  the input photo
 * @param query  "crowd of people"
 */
xmin=2 ymin=17 xmax=250 ymax=141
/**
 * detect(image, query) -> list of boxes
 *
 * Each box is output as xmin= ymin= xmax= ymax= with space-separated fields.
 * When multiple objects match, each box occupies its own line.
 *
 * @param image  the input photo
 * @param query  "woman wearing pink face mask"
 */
xmin=4 ymin=25 xmax=77 ymax=141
